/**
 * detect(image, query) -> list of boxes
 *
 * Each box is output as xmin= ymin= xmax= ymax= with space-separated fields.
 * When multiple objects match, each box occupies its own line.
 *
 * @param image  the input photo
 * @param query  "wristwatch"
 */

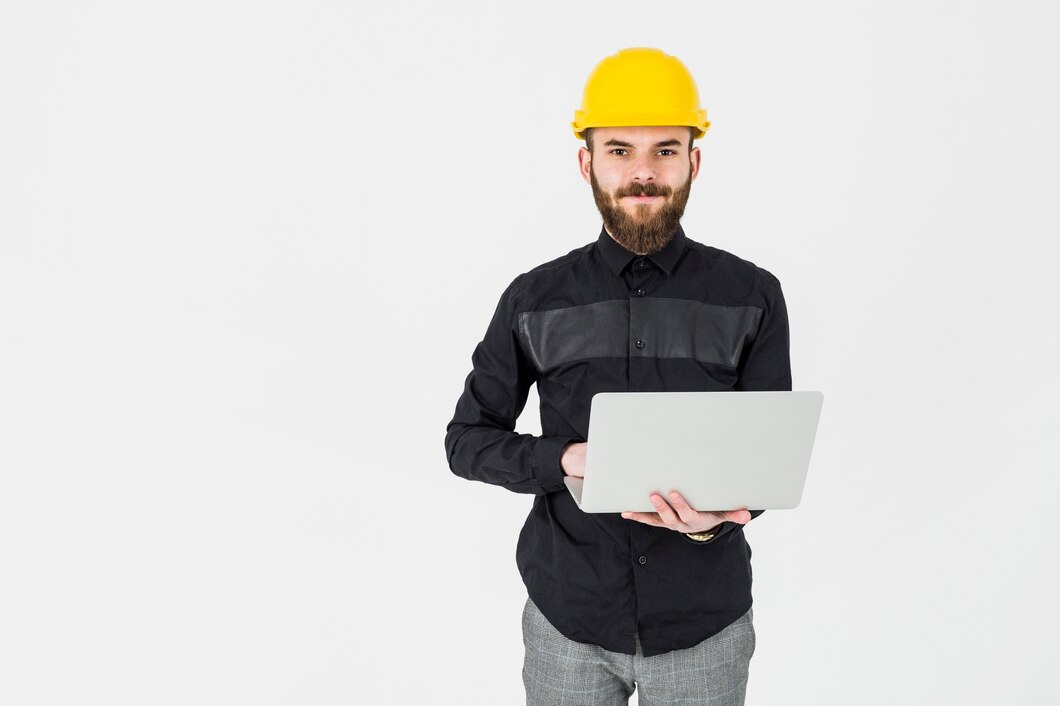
xmin=684 ymin=528 xmax=718 ymax=542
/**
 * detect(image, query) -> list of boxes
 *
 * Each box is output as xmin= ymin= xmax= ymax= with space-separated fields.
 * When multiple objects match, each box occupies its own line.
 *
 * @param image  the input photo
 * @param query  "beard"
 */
xmin=590 ymin=165 xmax=693 ymax=255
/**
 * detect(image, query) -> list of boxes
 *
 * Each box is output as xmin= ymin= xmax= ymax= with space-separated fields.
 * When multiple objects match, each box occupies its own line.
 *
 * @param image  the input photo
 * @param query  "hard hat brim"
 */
xmin=572 ymin=109 xmax=710 ymax=140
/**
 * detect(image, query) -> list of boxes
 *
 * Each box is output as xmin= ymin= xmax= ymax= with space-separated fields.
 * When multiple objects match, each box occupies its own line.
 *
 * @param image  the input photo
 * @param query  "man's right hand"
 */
xmin=560 ymin=441 xmax=587 ymax=478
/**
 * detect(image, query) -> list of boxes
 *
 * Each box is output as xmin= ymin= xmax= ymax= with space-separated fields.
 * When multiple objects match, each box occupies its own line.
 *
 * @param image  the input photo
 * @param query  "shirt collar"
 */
xmin=595 ymin=224 xmax=688 ymax=277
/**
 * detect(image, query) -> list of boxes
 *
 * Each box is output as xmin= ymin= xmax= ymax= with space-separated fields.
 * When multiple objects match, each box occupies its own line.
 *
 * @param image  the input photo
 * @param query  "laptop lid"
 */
xmin=563 ymin=390 xmax=824 ymax=513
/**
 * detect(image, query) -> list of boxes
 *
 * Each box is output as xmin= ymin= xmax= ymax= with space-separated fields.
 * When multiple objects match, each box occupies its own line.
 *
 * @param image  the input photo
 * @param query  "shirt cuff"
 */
xmin=683 ymin=511 xmax=764 ymax=545
xmin=682 ymin=521 xmax=733 ymax=545
xmin=531 ymin=436 xmax=581 ymax=492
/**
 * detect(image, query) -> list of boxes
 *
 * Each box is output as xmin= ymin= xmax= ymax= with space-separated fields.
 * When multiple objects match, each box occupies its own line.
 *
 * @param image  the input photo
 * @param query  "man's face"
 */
xmin=578 ymin=126 xmax=702 ymax=255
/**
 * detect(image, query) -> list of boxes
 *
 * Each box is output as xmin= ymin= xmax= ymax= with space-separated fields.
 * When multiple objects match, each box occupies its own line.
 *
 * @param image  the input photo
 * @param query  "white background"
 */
xmin=2 ymin=1 xmax=1058 ymax=704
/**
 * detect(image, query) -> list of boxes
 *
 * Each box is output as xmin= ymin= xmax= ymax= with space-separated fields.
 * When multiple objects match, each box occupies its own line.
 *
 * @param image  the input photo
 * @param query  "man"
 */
xmin=445 ymin=47 xmax=791 ymax=705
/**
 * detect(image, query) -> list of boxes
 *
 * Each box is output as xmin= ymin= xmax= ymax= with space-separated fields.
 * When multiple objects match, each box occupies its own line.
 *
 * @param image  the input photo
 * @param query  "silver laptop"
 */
xmin=563 ymin=391 xmax=824 ymax=513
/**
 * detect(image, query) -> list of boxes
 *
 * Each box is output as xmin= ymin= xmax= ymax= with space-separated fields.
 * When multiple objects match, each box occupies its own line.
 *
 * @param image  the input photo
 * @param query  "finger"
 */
xmin=649 ymin=494 xmax=684 ymax=528
xmin=620 ymin=511 xmax=667 ymax=528
xmin=726 ymin=509 xmax=753 ymax=524
xmin=667 ymin=492 xmax=727 ymax=531
xmin=666 ymin=491 xmax=703 ymax=525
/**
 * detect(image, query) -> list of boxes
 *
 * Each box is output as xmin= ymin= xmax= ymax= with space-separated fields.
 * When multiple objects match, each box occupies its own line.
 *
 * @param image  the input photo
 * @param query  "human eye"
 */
xmin=658 ymin=149 xmax=677 ymax=156
xmin=609 ymin=149 xmax=628 ymax=156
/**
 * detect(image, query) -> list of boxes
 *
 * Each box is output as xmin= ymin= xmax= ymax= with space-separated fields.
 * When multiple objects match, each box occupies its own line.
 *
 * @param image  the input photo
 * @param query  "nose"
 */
xmin=628 ymin=153 xmax=656 ymax=183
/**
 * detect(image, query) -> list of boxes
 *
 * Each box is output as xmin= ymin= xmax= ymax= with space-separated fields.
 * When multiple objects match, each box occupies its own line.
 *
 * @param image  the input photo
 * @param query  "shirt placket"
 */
xmin=628 ymin=256 xmax=655 ymax=392
xmin=625 ymin=255 xmax=663 ymax=645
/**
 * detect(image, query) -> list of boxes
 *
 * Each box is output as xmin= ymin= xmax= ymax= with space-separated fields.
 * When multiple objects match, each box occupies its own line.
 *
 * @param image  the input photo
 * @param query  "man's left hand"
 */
xmin=620 ymin=491 xmax=752 ymax=533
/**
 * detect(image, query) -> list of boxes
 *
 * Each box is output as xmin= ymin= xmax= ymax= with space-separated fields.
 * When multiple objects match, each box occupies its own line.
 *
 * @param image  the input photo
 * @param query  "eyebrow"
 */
xmin=602 ymin=138 xmax=684 ymax=149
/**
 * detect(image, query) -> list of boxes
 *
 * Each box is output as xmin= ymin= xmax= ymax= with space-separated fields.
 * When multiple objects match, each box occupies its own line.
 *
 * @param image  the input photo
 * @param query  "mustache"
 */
xmin=613 ymin=182 xmax=673 ymax=199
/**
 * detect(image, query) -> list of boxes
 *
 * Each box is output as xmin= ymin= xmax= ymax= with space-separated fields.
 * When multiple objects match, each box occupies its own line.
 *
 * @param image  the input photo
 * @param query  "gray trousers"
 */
xmin=522 ymin=598 xmax=755 ymax=706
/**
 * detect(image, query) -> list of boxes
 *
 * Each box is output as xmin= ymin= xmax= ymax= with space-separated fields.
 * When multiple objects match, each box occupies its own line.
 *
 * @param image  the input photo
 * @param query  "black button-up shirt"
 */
xmin=444 ymin=224 xmax=792 ymax=657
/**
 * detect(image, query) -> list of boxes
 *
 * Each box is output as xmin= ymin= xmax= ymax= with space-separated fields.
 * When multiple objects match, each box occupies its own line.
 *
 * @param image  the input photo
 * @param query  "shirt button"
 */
xmin=635 ymin=289 xmax=645 ymax=297
xmin=635 ymin=339 xmax=645 ymax=349
xmin=638 ymin=556 xmax=647 ymax=565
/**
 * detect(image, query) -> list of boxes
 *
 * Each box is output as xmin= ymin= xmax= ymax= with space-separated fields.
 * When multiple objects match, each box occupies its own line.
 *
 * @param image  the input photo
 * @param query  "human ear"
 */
xmin=578 ymin=146 xmax=593 ymax=185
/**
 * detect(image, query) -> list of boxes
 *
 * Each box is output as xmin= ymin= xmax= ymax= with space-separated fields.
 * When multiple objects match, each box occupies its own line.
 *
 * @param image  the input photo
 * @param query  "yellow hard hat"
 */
xmin=572 ymin=47 xmax=710 ymax=140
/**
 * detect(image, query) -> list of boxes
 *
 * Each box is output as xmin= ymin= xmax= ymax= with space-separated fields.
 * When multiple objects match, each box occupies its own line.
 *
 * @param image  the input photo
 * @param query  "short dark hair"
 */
xmin=584 ymin=126 xmax=696 ymax=154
